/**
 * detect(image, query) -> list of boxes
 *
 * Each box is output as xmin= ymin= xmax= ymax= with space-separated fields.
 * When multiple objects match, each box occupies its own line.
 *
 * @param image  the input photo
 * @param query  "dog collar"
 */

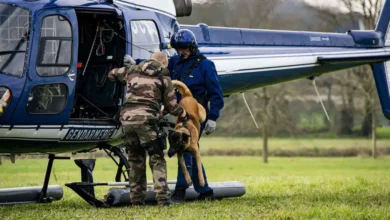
xmin=176 ymin=121 xmax=191 ymax=135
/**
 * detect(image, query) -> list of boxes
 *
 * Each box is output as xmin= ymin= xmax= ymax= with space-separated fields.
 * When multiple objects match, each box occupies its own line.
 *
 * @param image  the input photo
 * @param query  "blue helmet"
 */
xmin=170 ymin=29 xmax=198 ymax=50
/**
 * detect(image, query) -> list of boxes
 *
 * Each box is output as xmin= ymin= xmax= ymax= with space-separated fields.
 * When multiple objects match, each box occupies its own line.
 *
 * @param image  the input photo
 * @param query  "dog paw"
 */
xmin=199 ymin=179 xmax=205 ymax=187
xmin=185 ymin=177 xmax=193 ymax=186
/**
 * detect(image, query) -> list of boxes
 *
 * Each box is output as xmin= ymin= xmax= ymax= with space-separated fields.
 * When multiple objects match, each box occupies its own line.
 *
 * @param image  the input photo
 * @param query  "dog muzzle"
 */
xmin=168 ymin=146 xmax=177 ymax=158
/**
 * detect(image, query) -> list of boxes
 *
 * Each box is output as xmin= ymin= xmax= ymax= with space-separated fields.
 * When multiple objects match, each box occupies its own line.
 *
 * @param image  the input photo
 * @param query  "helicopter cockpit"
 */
xmin=0 ymin=4 xmax=29 ymax=78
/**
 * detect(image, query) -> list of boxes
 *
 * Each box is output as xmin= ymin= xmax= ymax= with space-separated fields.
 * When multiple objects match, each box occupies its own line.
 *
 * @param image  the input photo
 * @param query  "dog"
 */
xmin=167 ymin=80 xmax=207 ymax=187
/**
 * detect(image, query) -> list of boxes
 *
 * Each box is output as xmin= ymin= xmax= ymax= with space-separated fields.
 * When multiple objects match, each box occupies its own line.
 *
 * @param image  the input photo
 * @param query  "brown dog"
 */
xmin=167 ymin=80 xmax=207 ymax=187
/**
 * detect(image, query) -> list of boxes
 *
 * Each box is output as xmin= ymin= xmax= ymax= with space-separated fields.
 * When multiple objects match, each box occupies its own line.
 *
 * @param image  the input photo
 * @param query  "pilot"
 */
xmin=108 ymin=52 xmax=188 ymax=206
xmin=168 ymin=29 xmax=224 ymax=202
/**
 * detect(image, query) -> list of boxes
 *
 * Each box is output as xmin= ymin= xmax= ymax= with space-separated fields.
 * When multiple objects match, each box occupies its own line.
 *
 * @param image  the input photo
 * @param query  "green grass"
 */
xmin=377 ymin=127 xmax=390 ymax=138
xmin=199 ymin=137 xmax=390 ymax=150
xmin=197 ymin=137 xmax=390 ymax=156
xmin=1 ymin=156 xmax=390 ymax=219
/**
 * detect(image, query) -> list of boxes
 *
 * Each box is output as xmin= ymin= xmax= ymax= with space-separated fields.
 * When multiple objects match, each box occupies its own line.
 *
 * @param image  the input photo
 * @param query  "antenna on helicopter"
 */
xmin=308 ymin=76 xmax=332 ymax=123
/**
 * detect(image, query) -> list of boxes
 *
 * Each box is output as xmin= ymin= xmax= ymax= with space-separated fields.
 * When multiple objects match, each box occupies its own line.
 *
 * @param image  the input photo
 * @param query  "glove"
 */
xmin=123 ymin=54 xmax=136 ymax=68
xmin=204 ymin=120 xmax=216 ymax=135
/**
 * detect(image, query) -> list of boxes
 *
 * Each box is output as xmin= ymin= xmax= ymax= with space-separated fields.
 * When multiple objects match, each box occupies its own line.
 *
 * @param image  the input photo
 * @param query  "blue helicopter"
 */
xmin=1 ymin=0 xmax=390 ymax=207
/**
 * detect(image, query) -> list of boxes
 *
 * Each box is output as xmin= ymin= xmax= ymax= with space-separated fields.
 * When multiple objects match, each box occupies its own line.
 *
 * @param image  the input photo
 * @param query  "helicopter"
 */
xmin=1 ymin=0 xmax=390 ymax=207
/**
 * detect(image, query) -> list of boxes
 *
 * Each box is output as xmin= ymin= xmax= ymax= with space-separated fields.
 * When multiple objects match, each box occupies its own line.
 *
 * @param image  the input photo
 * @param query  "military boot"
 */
xmin=131 ymin=201 xmax=145 ymax=206
xmin=171 ymin=189 xmax=186 ymax=202
xmin=157 ymin=199 xmax=176 ymax=206
xmin=196 ymin=189 xmax=216 ymax=201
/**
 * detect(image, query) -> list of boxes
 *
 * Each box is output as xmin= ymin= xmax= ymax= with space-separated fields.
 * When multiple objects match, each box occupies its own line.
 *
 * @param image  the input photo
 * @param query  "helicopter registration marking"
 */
xmin=63 ymin=128 xmax=116 ymax=141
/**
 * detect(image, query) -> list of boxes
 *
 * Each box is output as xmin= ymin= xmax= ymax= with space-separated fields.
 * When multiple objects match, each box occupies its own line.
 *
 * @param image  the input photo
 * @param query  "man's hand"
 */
xmin=108 ymin=69 xmax=117 ymax=81
xmin=178 ymin=109 xmax=189 ymax=122
xmin=124 ymin=54 xmax=136 ymax=68
xmin=204 ymin=120 xmax=216 ymax=135
xmin=160 ymin=105 xmax=169 ymax=117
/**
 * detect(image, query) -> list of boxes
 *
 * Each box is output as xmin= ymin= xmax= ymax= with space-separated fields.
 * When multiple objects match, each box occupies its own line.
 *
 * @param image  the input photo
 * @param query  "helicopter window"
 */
xmin=0 ymin=4 xmax=30 ymax=77
xmin=26 ymin=83 xmax=68 ymax=114
xmin=130 ymin=20 xmax=161 ymax=59
xmin=36 ymin=15 xmax=72 ymax=77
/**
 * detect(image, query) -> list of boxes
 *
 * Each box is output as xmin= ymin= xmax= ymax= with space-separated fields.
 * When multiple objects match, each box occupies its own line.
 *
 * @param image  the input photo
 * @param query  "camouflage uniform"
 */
xmin=109 ymin=60 xmax=184 ymax=205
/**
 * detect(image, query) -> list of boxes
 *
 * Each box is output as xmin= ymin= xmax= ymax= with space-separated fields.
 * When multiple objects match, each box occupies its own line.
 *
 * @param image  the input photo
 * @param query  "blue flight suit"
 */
xmin=168 ymin=50 xmax=224 ymax=193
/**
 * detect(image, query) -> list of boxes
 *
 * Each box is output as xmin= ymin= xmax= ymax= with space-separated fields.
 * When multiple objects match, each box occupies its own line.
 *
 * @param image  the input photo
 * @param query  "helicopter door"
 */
xmin=12 ymin=9 xmax=78 ymax=125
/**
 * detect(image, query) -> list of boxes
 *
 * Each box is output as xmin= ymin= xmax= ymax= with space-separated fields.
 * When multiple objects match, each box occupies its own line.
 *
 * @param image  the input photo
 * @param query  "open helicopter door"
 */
xmin=12 ymin=9 xmax=78 ymax=125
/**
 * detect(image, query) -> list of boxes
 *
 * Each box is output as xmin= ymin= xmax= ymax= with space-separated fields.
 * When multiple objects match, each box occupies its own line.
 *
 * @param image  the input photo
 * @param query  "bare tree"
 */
xmin=249 ymin=85 xmax=296 ymax=163
xmin=308 ymin=0 xmax=384 ymax=157
xmin=179 ymin=0 xmax=281 ymax=28
xmin=254 ymin=88 xmax=271 ymax=163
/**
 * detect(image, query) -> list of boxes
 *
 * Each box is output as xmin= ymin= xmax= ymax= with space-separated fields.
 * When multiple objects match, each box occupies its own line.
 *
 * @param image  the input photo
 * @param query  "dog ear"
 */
xmin=169 ymin=131 xmax=182 ymax=142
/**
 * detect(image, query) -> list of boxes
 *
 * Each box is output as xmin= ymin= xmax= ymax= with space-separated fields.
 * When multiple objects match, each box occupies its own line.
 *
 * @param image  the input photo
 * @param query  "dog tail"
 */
xmin=198 ymin=103 xmax=207 ymax=123
xmin=172 ymin=80 xmax=192 ymax=97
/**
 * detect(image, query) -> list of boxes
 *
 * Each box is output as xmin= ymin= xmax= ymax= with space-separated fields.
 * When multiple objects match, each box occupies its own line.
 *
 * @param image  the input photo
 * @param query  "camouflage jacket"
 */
xmin=109 ymin=60 xmax=184 ymax=125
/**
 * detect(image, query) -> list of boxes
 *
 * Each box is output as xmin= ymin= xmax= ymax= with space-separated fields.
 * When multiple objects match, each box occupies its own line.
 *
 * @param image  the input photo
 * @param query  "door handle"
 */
xmin=68 ymin=70 xmax=76 ymax=81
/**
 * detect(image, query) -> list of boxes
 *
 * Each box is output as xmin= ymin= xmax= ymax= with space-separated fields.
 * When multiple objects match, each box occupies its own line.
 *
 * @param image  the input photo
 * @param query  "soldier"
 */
xmin=108 ymin=52 xmax=188 ymax=206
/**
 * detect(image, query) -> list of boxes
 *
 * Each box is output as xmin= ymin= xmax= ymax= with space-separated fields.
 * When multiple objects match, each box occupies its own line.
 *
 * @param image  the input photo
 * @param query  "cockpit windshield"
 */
xmin=0 ymin=4 xmax=30 ymax=77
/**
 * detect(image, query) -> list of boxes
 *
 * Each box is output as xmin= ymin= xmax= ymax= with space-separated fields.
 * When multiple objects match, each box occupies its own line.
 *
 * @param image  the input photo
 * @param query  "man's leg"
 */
xmin=140 ymin=122 xmax=172 ymax=206
xmin=193 ymin=118 xmax=215 ymax=200
xmin=191 ymin=156 xmax=212 ymax=194
xmin=149 ymin=152 xmax=170 ymax=205
xmin=123 ymin=125 xmax=147 ymax=205
xmin=172 ymin=119 xmax=215 ymax=201
xmin=172 ymin=152 xmax=193 ymax=202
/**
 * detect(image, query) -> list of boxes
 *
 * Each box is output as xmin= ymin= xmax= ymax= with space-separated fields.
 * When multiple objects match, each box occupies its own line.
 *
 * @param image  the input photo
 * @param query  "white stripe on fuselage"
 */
xmin=0 ymin=125 xmax=124 ymax=142
xmin=207 ymin=49 xmax=389 ymax=75
xmin=204 ymin=48 xmax=387 ymax=60
xmin=211 ymin=55 xmax=316 ymax=75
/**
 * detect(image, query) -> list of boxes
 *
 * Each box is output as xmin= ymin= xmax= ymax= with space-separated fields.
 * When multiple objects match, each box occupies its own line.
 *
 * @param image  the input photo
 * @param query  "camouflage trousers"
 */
xmin=123 ymin=124 xmax=170 ymax=204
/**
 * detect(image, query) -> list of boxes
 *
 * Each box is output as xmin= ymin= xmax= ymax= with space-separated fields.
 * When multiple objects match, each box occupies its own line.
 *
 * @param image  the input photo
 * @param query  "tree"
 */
xmin=179 ymin=0 xmax=282 ymax=28
xmin=307 ymin=0 xmax=384 ymax=157
xmin=242 ymin=85 xmax=296 ymax=163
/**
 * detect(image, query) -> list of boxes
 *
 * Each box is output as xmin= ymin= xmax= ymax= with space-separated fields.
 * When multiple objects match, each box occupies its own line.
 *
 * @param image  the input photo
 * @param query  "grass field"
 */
xmin=200 ymin=137 xmax=390 ymax=150
xmin=199 ymin=137 xmax=390 ymax=156
xmin=1 ymin=156 xmax=390 ymax=219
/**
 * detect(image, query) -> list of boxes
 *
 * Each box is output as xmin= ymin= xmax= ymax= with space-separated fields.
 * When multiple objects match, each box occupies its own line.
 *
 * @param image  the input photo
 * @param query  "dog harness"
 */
xmin=176 ymin=119 xmax=191 ymax=136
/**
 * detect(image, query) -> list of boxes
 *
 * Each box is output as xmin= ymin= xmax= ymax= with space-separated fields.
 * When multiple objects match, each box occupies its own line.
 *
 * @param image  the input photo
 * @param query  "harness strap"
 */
xmin=174 ymin=54 xmax=206 ymax=82
xmin=158 ymin=74 xmax=165 ymax=103
xmin=176 ymin=114 xmax=192 ymax=135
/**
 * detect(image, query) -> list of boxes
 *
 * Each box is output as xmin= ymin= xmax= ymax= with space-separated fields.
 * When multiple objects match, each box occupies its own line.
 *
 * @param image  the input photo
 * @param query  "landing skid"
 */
xmin=0 ymin=144 xmax=246 ymax=207
xmin=66 ymin=144 xmax=246 ymax=207
xmin=0 ymin=154 xmax=69 ymax=206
